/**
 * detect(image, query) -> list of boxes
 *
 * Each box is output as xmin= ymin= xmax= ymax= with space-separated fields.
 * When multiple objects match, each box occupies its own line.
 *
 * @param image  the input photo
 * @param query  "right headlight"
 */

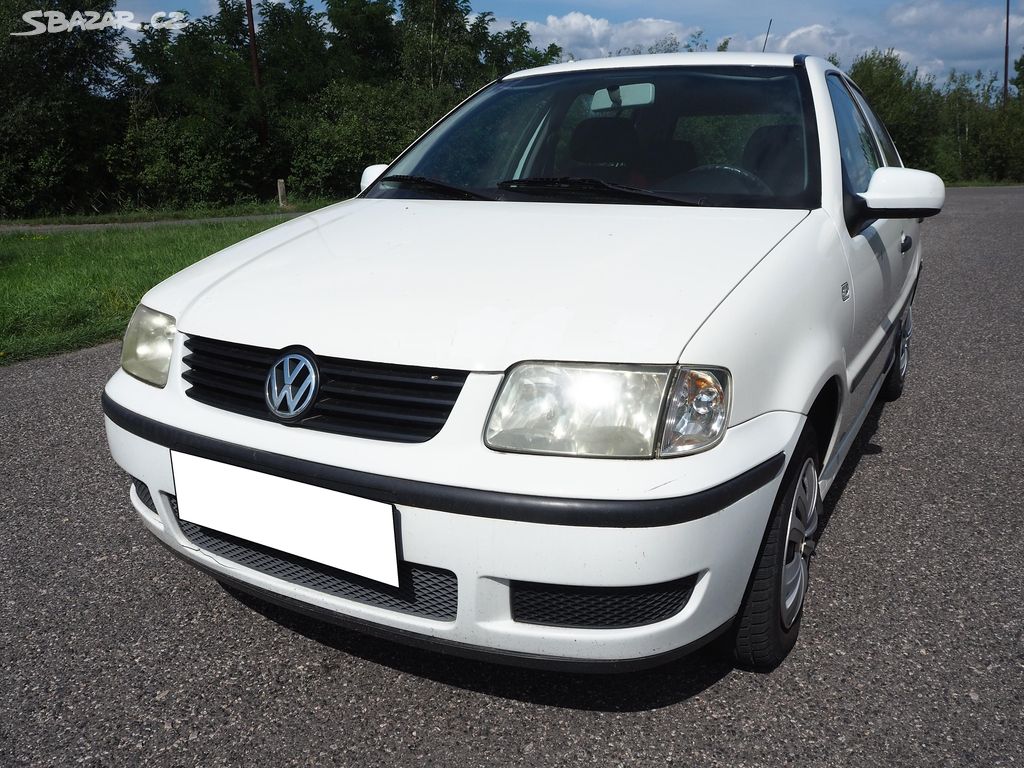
xmin=121 ymin=304 xmax=176 ymax=387
xmin=485 ymin=363 xmax=730 ymax=458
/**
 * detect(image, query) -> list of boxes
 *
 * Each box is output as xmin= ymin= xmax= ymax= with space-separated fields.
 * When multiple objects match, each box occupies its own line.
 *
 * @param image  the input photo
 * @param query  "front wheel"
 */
xmin=733 ymin=427 xmax=822 ymax=670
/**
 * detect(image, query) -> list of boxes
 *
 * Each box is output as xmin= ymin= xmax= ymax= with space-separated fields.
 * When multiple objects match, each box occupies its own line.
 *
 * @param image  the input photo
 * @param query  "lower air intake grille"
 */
xmin=132 ymin=478 xmax=156 ymax=513
xmin=170 ymin=498 xmax=457 ymax=621
xmin=510 ymin=575 xmax=698 ymax=629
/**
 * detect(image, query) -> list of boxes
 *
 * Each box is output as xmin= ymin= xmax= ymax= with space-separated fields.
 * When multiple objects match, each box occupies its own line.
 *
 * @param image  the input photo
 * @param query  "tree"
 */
xmin=683 ymin=29 xmax=708 ymax=52
xmin=483 ymin=20 xmax=561 ymax=77
xmin=115 ymin=1 xmax=273 ymax=206
xmin=1012 ymin=50 xmax=1024 ymax=97
xmin=398 ymin=0 xmax=476 ymax=90
xmin=287 ymin=80 xmax=452 ymax=196
xmin=258 ymin=0 xmax=331 ymax=106
xmin=326 ymin=0 xmax=400 ymax=81
xmin=0 ymin=0 xmax=127 ymax=215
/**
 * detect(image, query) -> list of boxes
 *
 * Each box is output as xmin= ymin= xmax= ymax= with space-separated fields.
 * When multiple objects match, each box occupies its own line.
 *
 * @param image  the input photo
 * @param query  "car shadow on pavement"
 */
xmin=226 ymin=583 xmax=735 ymax=711
xmin=221 ymin=398 xmax=889 ymax=712
xmin=816 ymin=398 xmax=887 ymax=543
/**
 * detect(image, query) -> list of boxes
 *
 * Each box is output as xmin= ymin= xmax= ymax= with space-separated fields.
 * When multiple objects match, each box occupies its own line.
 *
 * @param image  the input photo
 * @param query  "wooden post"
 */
xmin=277 ymin=179 xmax=287 ymax=208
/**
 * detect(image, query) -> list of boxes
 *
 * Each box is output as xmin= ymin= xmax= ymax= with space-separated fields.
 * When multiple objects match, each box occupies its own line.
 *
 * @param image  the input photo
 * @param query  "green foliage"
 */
xmin=111 ymin=1 xmax=275 ymax=208
xmin=0 ymin=0 xmax=127 ymax=216
xmin=850 ymin=48 xmax=1024 ymax=183
xmin=326 ymin=0 xmax=400 ymax=81
xmin=259 ymin=0 xmax=331 ymax=104
xmin=288 ymin=79 xmax=454 ymax=197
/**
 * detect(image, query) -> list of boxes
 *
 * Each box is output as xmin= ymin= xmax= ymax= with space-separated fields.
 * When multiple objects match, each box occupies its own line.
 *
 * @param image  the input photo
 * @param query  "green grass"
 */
xmin=0 ymin=198 xmax=337 ymax=226
xmin=0 ymin=220 xmax=281 ymax=364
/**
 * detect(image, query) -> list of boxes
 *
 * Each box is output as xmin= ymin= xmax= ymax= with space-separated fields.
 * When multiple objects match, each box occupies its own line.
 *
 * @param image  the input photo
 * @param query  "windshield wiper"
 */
xmin=496 ymin=177 xmax=700 ymax=206
xmin=378 ymin=175 xmax=493 ymax=201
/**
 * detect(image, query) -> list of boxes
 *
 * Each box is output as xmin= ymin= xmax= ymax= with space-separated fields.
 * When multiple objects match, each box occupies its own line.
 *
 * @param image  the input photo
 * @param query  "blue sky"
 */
xmin=118 ymin=0 xmax=1022 ymax=79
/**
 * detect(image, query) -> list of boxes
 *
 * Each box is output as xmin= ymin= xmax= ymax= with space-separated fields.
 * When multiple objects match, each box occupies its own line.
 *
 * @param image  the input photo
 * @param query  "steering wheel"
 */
xmin=674 ymin=164 xmax=773 ymax=196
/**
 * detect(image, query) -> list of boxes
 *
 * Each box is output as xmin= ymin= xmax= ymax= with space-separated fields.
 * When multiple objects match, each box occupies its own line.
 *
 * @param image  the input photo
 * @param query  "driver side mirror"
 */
xmin=859 ymin=167 xmax=945 ymax=219
xmin=360 ymin=164 xmax=389 ymax=192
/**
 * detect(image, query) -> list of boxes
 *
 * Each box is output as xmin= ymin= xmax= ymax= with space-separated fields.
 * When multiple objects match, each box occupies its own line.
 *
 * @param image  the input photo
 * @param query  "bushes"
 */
xmin=288 ymin=80 xmax=454 ymax=198
xmin=850 ymin=48 xmax=1024 ymax=183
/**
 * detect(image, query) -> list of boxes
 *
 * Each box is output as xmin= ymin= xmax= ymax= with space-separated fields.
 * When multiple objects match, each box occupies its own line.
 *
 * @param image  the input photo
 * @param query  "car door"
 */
xmin=850 ymin=84 xmax=920 ymax=302
xmin=825 ymin=74 xmax=903 ymax=422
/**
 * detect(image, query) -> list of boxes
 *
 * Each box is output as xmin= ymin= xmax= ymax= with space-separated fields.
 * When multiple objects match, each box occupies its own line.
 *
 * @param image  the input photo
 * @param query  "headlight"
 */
xmin=121 ymin=304 xmax=176 ymax=387
xmin=485 ymin=363 xmax=730 ymax=458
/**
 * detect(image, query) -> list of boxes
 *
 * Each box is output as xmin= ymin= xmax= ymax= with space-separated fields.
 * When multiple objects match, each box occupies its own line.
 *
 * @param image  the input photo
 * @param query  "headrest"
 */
xmin=569 ymin=118 xmax=639 ymax=165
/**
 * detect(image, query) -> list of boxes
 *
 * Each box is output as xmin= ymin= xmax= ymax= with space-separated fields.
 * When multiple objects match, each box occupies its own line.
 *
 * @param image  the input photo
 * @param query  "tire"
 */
xmin=733 ymin=426 xmax=822 ymax=670
xmin=880 ymin=305 xmax=913 ymax=402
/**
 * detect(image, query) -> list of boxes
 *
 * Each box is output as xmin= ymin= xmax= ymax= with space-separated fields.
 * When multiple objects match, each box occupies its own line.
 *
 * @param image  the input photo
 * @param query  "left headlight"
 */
xmin=121 ymin=304 xmax=176 ymax=387
xmin=485 ymin=363 xmax=730 ymax=458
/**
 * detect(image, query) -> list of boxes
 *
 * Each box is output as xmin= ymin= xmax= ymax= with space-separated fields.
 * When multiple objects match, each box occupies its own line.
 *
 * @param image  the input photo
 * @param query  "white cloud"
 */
xmin=514 ymin=1 xmax=1023 ymax=79
xmin=523 ymin=12 xmax=699 ymax=60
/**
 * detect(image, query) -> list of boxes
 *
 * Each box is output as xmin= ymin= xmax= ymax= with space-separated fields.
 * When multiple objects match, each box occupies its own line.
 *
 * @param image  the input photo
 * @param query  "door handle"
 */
xmin=900 ymin=233 xmax=913 ymax=254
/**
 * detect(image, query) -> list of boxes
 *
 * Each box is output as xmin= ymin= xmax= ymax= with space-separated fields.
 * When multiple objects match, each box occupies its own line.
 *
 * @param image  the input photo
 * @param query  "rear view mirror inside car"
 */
xmin=591 ymin=82 xmax=655 ymax=111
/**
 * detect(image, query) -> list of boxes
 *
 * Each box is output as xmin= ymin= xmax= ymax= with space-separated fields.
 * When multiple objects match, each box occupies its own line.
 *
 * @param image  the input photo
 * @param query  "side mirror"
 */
xmin=859 ymin=167 xmax=945 ymax=219
xmin=360 ymin=164 xmax=389 ymax=192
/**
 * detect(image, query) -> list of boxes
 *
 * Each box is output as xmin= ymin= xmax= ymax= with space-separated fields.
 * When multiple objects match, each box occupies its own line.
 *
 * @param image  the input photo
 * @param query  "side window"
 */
xmin=851 ymin=88 xmax=902 ymax=167
xmin=826 ymin=76 xmax=881 ymax=193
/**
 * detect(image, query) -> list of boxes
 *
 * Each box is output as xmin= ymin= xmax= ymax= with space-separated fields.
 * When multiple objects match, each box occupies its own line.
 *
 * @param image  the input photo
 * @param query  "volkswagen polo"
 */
xmin=103 ymin=53 xmax=944 ymax=671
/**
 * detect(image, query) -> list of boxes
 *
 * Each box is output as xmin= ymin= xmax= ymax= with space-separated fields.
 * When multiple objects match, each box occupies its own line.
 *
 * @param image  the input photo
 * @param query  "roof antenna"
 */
xmin=762 ymin=18 xmax=773 ymax=53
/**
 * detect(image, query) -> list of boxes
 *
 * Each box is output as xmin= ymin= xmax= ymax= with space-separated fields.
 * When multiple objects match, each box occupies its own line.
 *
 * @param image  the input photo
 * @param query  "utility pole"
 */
xmin=244 ymin=0 xmax=262 ymax=92
xmin=243 ymin=0 xmax=268 ymax=143
xmin=1005 ymin=0 xmax=1011 ymax=104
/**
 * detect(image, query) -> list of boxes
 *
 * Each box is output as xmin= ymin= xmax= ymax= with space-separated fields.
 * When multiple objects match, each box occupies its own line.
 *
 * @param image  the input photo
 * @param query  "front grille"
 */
xmin=182 ymin=335 xmax=469 ymax=443
xmin=169 ymin=498 xmax=457 ymax=621
xmin=510 ymin=575 xmax=698 ymax=629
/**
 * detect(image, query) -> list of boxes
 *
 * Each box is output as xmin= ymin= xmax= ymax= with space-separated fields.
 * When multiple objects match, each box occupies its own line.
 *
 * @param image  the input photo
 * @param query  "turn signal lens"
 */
xmin=658 ymin=368 xmax=730 ymax=456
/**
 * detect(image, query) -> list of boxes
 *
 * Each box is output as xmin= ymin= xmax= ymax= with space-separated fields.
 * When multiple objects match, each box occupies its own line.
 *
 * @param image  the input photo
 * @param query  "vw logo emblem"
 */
xmin=265 ymin=352 xmax=318 ymax=420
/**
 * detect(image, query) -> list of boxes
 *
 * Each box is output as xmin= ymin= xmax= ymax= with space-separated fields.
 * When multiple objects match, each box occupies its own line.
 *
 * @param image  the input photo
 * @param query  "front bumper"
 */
xmin=103 ymin=373 xmax=804 ymax=670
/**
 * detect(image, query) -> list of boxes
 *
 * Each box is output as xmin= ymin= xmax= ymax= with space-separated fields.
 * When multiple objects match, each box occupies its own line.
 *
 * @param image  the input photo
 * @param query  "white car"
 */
xmin=103 ymin=53 xmax=944 ymax=671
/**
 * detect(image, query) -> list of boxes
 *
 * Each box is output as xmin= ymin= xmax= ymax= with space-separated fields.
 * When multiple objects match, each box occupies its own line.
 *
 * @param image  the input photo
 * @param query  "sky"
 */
xmin=116 ymin=0 xmax=1023 ymax=81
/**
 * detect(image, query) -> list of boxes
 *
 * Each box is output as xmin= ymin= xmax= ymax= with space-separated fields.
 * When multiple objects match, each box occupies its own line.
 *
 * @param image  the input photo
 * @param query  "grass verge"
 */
xmin=0 ymin=220 xmax=280 ymax=365
xmin=0 ymin=198 xmax=336 ymax=227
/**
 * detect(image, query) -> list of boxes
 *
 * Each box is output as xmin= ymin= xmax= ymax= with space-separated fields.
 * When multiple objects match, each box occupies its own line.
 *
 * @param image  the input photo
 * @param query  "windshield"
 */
xmin=365 ymin=66 xmax=820 ymax=209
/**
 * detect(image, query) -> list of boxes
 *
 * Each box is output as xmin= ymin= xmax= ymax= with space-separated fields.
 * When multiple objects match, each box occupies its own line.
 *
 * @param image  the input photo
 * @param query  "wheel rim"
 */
xmin=780 ymin=457 xmax=820 ymax=629
xmin=898 ymin=306 xmax=913 ymax=378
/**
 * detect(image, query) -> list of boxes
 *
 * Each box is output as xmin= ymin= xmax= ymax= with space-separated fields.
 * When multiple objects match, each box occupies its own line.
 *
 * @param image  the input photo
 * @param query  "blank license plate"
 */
xmin=170 ymin=451 xmax=399 ymax=587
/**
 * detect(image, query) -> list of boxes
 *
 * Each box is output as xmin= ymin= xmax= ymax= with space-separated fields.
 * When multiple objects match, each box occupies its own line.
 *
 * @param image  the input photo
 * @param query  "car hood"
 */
xmin=150 ymin=199 xmax=808 ymax=371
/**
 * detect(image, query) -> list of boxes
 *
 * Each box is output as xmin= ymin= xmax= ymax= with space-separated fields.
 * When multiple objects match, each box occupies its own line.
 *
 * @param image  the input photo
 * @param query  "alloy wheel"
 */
xmin=780 ymin=457 xmax=820 ymax=629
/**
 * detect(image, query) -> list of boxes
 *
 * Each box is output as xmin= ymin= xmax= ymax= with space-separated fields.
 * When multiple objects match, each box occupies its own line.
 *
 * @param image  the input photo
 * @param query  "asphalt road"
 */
xmin=2 ymin=187 xmax=1022 ymax=767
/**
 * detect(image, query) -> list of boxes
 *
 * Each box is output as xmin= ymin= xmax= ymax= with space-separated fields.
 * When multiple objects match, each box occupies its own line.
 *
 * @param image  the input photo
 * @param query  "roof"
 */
xmin=504 ymin=52 xmax=809 ymax=81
